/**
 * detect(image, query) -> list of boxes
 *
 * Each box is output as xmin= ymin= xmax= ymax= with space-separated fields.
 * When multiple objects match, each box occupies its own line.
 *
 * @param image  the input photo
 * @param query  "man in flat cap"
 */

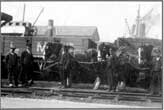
xmin=105 ymin=47 xmax=121 ymax=92
xmin=60 ymin=45 xmax=74 ymax=88
xmin=6 ymin=44 xmax=18 ymax=87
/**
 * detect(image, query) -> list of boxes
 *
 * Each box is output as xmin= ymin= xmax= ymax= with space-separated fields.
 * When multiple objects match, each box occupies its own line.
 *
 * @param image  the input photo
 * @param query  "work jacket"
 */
xmin=6 ymin=52 xmax=18 ymax=67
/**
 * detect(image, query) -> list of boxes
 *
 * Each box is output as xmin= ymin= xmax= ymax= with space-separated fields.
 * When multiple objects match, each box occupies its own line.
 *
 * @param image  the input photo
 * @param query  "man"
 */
xmin=18 ymin=44 xmax=34 ymax=87
xmin=105 ymin=48 xmax=119 ymax=92
xmin=6 ymin=45 xmax=18 ymax=87
xmin=60 ymin=45 xmax=74 ymax=88
xmin=149 ymin=48 xmax=162 ymax=95
xmin=117 ymin=52 xmax=127 ymax=82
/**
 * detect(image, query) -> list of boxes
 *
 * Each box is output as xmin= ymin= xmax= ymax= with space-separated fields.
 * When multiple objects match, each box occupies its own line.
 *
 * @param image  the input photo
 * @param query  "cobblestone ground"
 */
xmin=1 ymin=97 xmax=162 ymax=108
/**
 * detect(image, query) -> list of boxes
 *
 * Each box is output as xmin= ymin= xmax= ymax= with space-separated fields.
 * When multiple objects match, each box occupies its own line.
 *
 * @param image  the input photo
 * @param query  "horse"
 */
xmin=40 ymin=42 xmax=63 ymax=81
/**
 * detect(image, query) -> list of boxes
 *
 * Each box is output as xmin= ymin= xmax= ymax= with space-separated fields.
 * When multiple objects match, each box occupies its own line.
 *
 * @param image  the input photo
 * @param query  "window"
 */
xmin=23 ymin=23 xmax=26 ymax=26
xmin=16 ymin=23 xmax=19 ymax=26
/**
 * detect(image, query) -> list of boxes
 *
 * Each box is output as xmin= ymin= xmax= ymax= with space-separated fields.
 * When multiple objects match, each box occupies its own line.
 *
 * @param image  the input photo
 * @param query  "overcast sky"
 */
xmin=1 ymin=1 xmax=162 ymax=42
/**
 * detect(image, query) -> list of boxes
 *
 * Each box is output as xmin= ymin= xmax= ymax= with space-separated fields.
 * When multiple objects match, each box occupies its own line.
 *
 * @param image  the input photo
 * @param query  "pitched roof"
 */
xmin=36 ymin=26 xmax=99 ymax=41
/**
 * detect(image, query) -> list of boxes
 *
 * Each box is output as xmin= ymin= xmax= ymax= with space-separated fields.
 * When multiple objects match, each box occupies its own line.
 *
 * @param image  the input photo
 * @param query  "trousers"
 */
xmin=8 ymin=66 xmax=18 ymax=85
xmin=150 ymin=71 xmax=161 ymax=94
xmin=106 ymin=69 xmax=118 ymax=91
xmin=62 ymin=69 xmax=72 ymax=88
xmin=18 ymin=64 xmax=33 ymax=84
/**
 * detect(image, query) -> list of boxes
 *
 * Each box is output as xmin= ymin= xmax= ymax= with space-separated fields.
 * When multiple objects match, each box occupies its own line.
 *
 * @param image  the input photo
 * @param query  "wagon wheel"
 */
xmin=32 ymin=59 xmax=45 ymax=80
xmin=40 ymin=59 xmax=60 ymax=81
xmin=37 ymin=60 xmax=45 ymax=71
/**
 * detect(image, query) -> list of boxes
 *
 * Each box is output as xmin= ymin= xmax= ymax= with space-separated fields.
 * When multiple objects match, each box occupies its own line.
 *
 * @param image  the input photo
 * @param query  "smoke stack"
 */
xmin=48 ymin=19 xmax=54 ymax=37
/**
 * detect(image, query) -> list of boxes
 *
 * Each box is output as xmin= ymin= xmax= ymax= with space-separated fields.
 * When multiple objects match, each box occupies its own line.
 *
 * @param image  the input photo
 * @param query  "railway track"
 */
xmin=1 ymin=86 xmax=162 ymax=103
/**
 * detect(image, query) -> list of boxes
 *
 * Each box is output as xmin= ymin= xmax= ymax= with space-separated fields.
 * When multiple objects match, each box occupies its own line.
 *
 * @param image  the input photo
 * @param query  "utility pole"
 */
xmin=22 ymin=4 xmax=26 ymax=22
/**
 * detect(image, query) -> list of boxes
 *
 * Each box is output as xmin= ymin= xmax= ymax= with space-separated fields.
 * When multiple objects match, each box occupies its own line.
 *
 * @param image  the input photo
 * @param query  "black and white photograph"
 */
xmin=0 ymin=1 xmax=163 ymax=109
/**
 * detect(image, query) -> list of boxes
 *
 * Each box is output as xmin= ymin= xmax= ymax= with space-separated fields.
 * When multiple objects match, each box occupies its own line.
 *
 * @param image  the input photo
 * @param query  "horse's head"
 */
xmin=45 ymin=42 xmax=63 ymax=61
xmin=86 ymin=48 xmax=98 ymax=62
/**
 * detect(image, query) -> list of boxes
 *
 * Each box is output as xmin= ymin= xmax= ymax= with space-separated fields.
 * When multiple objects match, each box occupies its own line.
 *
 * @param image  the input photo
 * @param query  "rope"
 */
xmin=79 ymin=61 xmax=100 ymax=64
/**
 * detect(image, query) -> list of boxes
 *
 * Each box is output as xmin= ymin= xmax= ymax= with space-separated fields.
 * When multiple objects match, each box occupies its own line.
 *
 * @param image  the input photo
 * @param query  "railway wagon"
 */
xmin=1 ymin=35 xmax=59 ymax=57
xmin=1 ymin=35 xmax=53 ymax=79
xmin=0 ymin=36 xmax=97 ymax=58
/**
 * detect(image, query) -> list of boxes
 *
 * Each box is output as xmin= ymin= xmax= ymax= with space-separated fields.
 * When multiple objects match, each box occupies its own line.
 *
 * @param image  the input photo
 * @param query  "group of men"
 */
xmin=6 ymin=44 xmax=34 ymax=87
xmin=59 ymin=44 xmax=162 ymax=95
xmin=105 ymin=46 xmax=162 ymax=95
xmin=5 ymin=41 xmax=162 ymax=95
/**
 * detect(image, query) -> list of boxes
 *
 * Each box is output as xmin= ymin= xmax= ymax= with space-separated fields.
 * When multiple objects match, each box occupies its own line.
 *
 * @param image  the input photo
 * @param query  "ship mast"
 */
xmin=22 ymin=4 xmax=26 ymax=22
xmin=136 ymin=5 xmax=141 ymax=38
xmin=125 ymin=18 xmax=131 ymax=36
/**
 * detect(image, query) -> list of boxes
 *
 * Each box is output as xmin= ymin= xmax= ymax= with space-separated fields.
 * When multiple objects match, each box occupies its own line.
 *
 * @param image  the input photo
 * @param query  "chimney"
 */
xmin=47 ymin=19 xmax=54 ymax=37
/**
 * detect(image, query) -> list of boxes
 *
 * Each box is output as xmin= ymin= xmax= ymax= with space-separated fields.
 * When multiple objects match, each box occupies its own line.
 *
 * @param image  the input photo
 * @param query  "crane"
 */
xmin=125 ymin=18 xmax=132 ymax=37
xmin=32 ymin=8 xmax=44 ymax=26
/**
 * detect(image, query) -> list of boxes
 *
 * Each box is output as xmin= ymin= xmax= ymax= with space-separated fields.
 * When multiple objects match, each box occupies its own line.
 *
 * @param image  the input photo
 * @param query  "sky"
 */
xmin=1 ymin=1 xmax=162 ymax=42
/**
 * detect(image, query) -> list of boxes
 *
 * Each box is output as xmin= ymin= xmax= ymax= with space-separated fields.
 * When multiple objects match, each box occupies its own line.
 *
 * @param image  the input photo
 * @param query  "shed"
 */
xmin=36 ymin=26 xmax=100 ymax=42
xmin=36 ymin=26 xmax=99 ymax=53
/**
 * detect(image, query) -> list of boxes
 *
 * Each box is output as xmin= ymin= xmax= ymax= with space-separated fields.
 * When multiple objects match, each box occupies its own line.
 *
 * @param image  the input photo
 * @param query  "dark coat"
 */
xmin=21 ymin=50 xmax=33 ymax=65
xmin=60 ymin=52 xmax=74 ymax=70
xmin=142 ymin=45 xmax=154 ymax=63
xmin=6 ymin=52 xmax=18 ymax=67
xmin=105 ymin=55 xmax=120 ymax=90
xmin=151 ymin=56 xmax=162 ymax=72
xmin=150 ymin=56 xmax=162 ymax=94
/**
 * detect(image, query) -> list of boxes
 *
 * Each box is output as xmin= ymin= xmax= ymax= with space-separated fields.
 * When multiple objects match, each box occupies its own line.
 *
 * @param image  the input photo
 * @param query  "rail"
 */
xmin=1 ymin=86 xmax=162 ymax=103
